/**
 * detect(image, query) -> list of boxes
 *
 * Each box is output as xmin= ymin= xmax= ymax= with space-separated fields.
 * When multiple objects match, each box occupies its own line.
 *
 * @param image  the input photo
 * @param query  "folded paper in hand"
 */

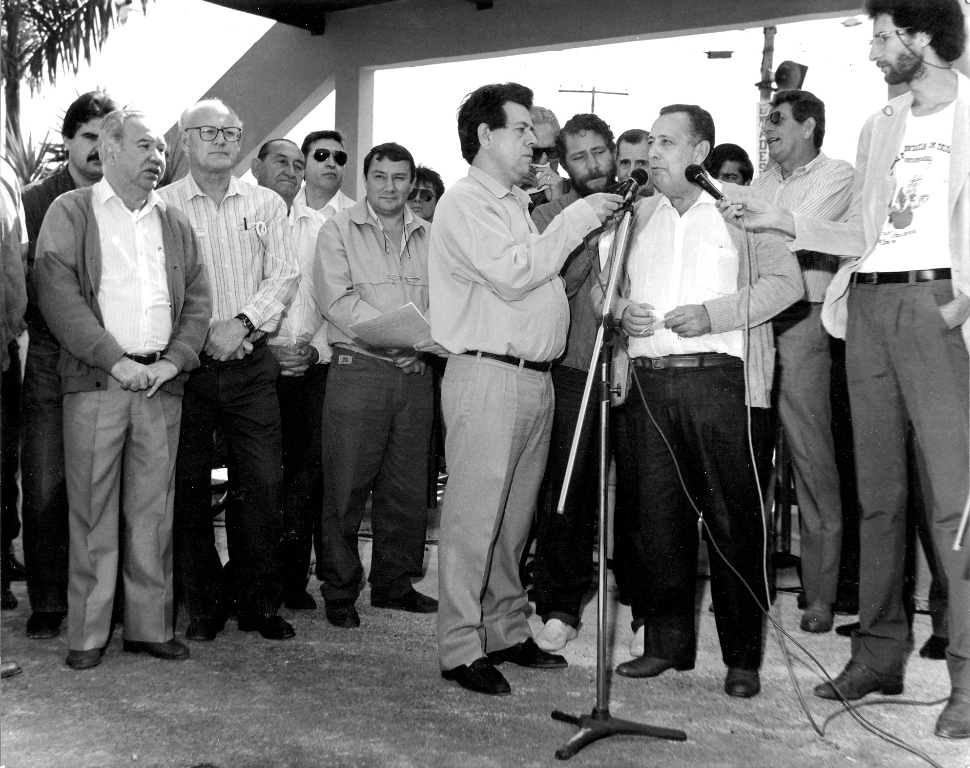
xmin=348 ymin=303 xmax=432 ymax=348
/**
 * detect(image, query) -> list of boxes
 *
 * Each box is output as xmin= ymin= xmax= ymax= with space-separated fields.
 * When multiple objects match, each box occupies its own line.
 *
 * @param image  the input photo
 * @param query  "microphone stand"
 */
xmin=551 ymin=200 xmax=687 ymax=759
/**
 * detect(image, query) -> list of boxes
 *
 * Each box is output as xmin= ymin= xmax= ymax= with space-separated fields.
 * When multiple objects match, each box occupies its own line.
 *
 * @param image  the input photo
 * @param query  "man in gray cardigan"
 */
xmin=34 ymin=110 xmax=210 ymax=670
xmin=602 ymin=105 xmax=801 ymax=699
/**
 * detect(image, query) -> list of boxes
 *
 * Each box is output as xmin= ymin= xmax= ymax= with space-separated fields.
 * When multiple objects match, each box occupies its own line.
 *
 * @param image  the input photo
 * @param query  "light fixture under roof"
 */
xmin=705 ymin=51 xmax=734 ymax=59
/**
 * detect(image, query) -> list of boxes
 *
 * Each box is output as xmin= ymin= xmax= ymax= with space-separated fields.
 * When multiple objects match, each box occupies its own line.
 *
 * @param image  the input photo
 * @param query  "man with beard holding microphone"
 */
xmin=530 ymin=113 xmax=623 ymax=652
xmin=721 ymin=0 xmax=970 ymax=738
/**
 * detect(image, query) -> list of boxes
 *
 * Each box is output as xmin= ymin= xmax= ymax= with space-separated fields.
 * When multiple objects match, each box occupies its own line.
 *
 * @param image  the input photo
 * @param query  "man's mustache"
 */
xmin=87 ymin=151 xmax=100 ymax=163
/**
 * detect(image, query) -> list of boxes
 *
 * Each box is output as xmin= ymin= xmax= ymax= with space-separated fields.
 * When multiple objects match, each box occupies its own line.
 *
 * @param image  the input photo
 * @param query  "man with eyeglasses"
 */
xmin=520 ymin=106 xmax=568 ymax=208
xmin=723 ymin=0 xmax=970 ymax=738
xmin=529 ymin=113 xmax=618 ymax=654
xmin=160 ymin=99 xmax=299 ymax=643
xmin=729 ymin=91 xmax=855 ymax=637
xmin=314 ymin=142 xmax=441 ymax=629
xmin=406 ymin=165 xmax=445 ymax=223
xmin=256 ymin=131 xmax=355 ymax=611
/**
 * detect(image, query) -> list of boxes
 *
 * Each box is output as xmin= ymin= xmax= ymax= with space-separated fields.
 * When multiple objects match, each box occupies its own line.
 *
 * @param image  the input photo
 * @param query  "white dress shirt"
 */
xmin=92 ymin=178 xmax=171 ymax=355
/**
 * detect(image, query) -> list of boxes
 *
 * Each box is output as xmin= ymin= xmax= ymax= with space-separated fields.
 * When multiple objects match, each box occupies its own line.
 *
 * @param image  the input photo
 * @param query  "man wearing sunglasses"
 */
xmin=160 ymin=99 xmax=299 ymax=643
xmin=732 ymin=91 xmax=855 ymax=638
xmin=520 ymin=106 xmax=568 ymax=207
xmin=722 ymin=0 xmax=970 ymax=739
xmin=261 ymin=130 xmax=356 ymax=611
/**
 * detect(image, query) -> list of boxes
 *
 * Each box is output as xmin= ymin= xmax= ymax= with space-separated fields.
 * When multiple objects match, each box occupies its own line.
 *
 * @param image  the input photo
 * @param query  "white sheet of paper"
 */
xmin=348 ymin=302 xmax=432 ymax=348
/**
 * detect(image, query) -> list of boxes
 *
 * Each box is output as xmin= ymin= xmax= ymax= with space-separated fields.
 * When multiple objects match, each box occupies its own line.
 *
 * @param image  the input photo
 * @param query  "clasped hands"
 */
xmin=110 ymin=356 xmax=179 ymax=397
xmin=621 ymin=302 xmax=712 ymax=338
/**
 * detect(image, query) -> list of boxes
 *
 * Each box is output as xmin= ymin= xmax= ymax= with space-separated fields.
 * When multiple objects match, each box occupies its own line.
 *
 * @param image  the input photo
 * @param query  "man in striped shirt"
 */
xmin=160 ymin=99 xmax=299 ymax=643
xmin=751 ymin=90 xmax=854 ymax=635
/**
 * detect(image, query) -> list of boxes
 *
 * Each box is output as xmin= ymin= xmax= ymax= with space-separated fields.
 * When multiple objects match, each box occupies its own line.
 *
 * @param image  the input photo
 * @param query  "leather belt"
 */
xmin=633 ymin=353 xmax=740 ymax=370
xmin=124 ymin=351 xmax=163 ymax=365
xmin=463 ymin=350 xmax=553 ymax=373
xmin=853 ymin=268 xmax=951 ymax=285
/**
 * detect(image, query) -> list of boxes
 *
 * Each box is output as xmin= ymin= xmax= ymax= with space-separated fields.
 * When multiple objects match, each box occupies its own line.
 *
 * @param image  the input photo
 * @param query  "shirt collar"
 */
xmin=94 ymin=177 xmax=165 ymax=216
xmin=657 ymin=184 xmax=720 ymax=213
xmin=365 ymin=199 xmax=415 ymax=230
xmin=468 ymin=165 xmax=530 ymax=206
xmin=184 ymin=171 xmax=243 ymax=201
xmin=774 ymin=151 xmax=827 ymax=181
xmin=291 ymin=187 xmax=352 ymax=222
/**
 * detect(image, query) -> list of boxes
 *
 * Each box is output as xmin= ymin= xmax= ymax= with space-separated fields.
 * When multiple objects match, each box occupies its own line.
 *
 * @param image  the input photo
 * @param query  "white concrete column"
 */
xmin=334 ymin=63 xmax=375 ymax=200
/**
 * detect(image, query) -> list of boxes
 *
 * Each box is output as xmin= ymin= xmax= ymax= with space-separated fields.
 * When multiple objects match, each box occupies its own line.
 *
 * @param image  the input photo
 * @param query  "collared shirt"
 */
xmin=91 ymin=178 xmax=171 ymax=354
xmin=271 ymin=186 xmax=355 ymax=362
xmin=428 ymin=165 xmax=600 ymax=362
xmin=315 ymin=198 xmax=429 ymax=361
xmin=158 ymin=173 xmax=298 ymax=331
xmin=750 ymin=152 xmax=853 ymax=302
xmin=623 ymin=191 xmax=743 ymax=359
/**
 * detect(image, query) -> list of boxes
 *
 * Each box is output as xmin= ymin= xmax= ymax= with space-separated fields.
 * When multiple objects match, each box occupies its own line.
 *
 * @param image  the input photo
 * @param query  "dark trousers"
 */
xmin=174 ymin=346 xmax=285 ymax=622
xmin=278 ymin=363 xmax=327 ymax=599
xmin=611 ymin=395 xmax=640 ymax=606
xmin=20 ymin=327 xmax=69 ymax=613
xmin=318 ymin=351 xmax=432 ymax=602
xmin=2 ymin=339 xmax=21 ymax=552
xmin=532 ymin=365 xmax=599 ymax=626
xmin=626 ymin=362 xmax=772 ymax=671
xmin=846 ymin=281 xmax=970 ymax=689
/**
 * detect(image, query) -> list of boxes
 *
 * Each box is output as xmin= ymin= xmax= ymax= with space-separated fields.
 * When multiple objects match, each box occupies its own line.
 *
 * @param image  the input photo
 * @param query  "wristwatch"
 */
xmin=234 ymin=313 xmax=256 ymax=336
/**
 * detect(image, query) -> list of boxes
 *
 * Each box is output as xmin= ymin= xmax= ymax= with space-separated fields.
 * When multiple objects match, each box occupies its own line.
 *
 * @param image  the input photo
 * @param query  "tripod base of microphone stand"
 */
xmin=551 ymin=706 xmax=686 ymax=760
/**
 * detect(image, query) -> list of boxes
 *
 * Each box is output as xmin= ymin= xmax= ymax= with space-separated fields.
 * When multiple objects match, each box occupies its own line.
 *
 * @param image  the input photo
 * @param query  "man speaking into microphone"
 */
xmin=598 ymin=104 xmax=801 ymax=698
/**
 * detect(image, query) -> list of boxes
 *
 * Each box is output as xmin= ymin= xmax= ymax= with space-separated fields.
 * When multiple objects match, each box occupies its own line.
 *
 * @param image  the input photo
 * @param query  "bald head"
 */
xmin=179 ymin=99 xmax=244 ymax=175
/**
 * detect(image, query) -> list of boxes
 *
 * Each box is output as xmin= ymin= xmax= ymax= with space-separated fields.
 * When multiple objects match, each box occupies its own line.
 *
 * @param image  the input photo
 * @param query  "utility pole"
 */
xmin=558 ymin=86 xmax=628 ymax=113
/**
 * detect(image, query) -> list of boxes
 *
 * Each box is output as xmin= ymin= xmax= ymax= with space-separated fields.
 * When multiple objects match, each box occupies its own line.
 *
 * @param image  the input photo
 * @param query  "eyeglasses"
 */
xmin=763 ymin=110 xmax=787 ymax=126
xmin=311 ymin=148 xmax=348 ymax=166
xmin=408 ymin=189 xmax=436 ymax=203
xmin=532 ymin=146 xmax=559 ymax=162
xmin=869 ymin=29 xmax=904 ymax=48
xmin=187 ymin=126 xmax=242 ymax=142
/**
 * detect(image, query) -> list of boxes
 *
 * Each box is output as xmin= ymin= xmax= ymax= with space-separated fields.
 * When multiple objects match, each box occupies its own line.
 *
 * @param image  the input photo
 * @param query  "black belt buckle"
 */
xmin=125 ymin=351 xmax=162 ymax=365
xmin=650 ymin=357 xmax=664 ymax=370
xmin=854 ymin=272 xmax=878 ymax=285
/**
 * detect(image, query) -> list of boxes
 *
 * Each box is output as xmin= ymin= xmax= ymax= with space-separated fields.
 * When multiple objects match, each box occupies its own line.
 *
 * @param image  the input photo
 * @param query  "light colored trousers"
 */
xmin=437 ymin=355 xmax=554 ymax=671
xmin=64 ymin=379 xmax=181 ymax=651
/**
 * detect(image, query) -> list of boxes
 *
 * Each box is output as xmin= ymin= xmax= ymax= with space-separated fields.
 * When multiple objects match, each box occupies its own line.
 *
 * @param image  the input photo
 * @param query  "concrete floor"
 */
xmin=1 ymin=518 xmax=966 ymax=768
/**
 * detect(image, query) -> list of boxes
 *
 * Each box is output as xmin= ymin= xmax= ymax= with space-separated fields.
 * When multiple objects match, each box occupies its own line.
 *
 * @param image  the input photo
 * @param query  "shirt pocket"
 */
xmin=696 ymin=243 xmax=739 ymax=296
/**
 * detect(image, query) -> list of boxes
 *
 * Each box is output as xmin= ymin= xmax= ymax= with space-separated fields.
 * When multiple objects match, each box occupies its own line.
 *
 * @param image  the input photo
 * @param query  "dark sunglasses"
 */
xmin=312 ymin=148 xmax=348 ymax=165
xmin=532 ymin=146 xmax=559 ymax=162
xmin=763 ymin=110 xmax=787 ymax=126
xmin=408 ymin=189 xmax=436 ymax=203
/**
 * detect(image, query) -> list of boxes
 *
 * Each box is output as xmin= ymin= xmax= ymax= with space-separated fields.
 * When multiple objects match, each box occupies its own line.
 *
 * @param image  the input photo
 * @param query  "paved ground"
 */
xmin=2 ymin=527 xmax=967 ymax=768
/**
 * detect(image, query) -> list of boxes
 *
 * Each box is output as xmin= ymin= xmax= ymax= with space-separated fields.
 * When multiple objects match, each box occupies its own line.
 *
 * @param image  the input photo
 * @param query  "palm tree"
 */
xmin=1 ymin=0 xmax=149 ymax=153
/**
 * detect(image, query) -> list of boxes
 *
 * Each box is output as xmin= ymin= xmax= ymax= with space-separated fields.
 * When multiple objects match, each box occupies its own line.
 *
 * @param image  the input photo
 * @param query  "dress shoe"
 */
xmin=629 ymin=625 xmax=645 ymax=657
xmin=0 ymin=660 xmax=22 ymax=679
xmin=123 ymin=639 xmax=190 ymax=661
xmin=724 ymin=667 xmax=761 ymax=698
xmin=935 ymin=690 xmax=970 ymax=739
xmin=615 ymin=655 xmax=694 ymax=679
xmin=3 ymin=550 xmax=26 ymax=581
xmin=284 ymin=591 xmax=317 ymax=610
xmin=371 ymin=589 xmax=438 ymax=613
xmin=185 ymin=616 xmax=226 ymax=642
xmin=325 ymin=598 xmax=360 ymax=628
xmin=800 ymin=604 xmax=834 ymax=634
xmin=835 ymin=621 xmax=859 ymax=638
xmin=1 ymin=586 xmax=16 ymax=610
xmin=238 ymin=614 xmax=295 ymax=640
xmin=814 ymin=660 xmax=903 ymax=701
xmin=442 ymin=657 xmax=511 ymax=696
xmin=919 ymin=635 xmax=948 ymax=660
xmin=26 ymin=611 xmax=65 ymax=639
xmin=536 ymin=619 xmax=578 ymax=652
xmin=66 ymin=648 xmax=104 ymax=670
xmin=488 ymin=638 xmax=567 ymax=669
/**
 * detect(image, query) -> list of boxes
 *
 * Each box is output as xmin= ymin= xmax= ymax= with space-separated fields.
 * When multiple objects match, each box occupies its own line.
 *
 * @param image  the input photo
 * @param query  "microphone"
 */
xmin=608 ymin=168 xmax=650 ymax=203
xmin=685 ymin=164 xmax=724 ymax=201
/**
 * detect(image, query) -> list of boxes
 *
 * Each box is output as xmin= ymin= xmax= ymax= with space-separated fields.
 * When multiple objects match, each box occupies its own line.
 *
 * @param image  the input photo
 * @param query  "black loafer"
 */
xmin=284 ymin=591 xmax=318 ymax=610
xmin=238 ymin=614 xmax=295 ymax=640
xmin=66 ymin=647 xmax=105 ymax=670
xmin=724 ymin=667 xmax=761 ymax=698
xmin=814 ymin=660 xmax=903 ymax=701
xmin=0 ymin=660 xmax=22 ymax=679
xmin=123 ymin=639 xmax=190 ymax=660
xmin=26 ymin=611 xmax=65 ymax=639
xmin=488 ymin=638 xmax=567 ymax=669
xmin=442 ymin=657 xmax=511 ymax=696
xmin=935 ymin=691 xmax=970 ymax=739
xmin=835 ymin=621 xmax=859 ymax=637
xmin=920 ymin=635 xmax=948 ymax=660
xmin=325 ymin=598 xmax=360 ymax=628
xmin=616 ymin=655 xmax=694 ymax=679
xmin=372 ymin=589 xmax=438 ymax=614
xmin=185 ymin=616 xmax=225 ymax=642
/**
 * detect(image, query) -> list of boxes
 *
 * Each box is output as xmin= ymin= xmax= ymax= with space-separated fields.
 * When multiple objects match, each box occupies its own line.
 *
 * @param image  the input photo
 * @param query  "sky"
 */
xmin=19 ymin=1 xmax=892 ymax=189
